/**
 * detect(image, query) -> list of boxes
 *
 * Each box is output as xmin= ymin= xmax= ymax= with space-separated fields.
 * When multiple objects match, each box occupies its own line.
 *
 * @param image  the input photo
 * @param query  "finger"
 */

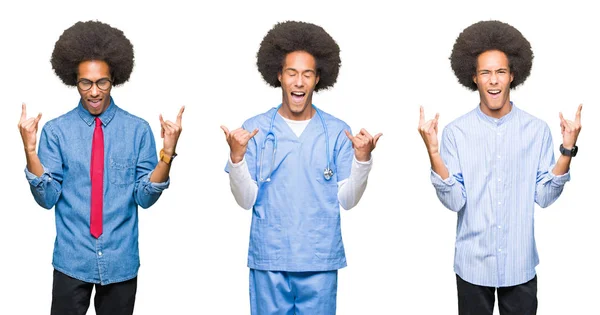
xmin=220 ymin=125 xmax=230 ymax=137
xmin=159 ymin=114 xmax=165 ymax=125
xmin=344 ymin=130 xmax=355 ymax=142
xmin=434 ymin=113 xmax=440 ymax=123
xmin=359 ymin=128 xmax=373 ymax=138
xmin=575 ymin=104 xmax=582 ymax=124
xmin=176 ymin=106 xmax=185 ymax=125
xmin=249 ymin=128 xmax=259 ymax=139
xmin=419 ymin=106 xmax=425 ymax=125
xmin=34 ymin=112 xmax=42 ymax=124
xmin=21 ymin=103 xmax=27 ymax=121
xmin=373 ymin=133 xmax=383 ymax=146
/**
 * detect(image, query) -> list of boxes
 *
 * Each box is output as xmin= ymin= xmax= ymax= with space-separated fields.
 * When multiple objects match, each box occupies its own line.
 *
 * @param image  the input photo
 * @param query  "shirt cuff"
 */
xmin=430 ymin=168 xmax=456 ymax=190
xmin=24 ymin=165 xmax=50 ymax=187
xmin=548 ymin=168 xmax=571 ymax=186
xmin=142 ymin=171 xmax=170 ymax=193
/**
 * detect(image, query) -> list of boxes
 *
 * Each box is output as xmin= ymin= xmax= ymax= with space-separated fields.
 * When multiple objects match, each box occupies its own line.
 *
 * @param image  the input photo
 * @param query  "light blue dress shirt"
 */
xmin=25 ymin=98 xmax=169 ymax=285
xmin=431 ymin=104 xmax=570 ymax=287
xmin=226 ymin=106 xmax=354 ymax=271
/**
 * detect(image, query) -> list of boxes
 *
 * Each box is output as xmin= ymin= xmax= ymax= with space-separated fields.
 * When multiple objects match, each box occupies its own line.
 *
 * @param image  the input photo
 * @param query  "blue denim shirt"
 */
xmin=25 ymin=98 xmax=169 ymax=285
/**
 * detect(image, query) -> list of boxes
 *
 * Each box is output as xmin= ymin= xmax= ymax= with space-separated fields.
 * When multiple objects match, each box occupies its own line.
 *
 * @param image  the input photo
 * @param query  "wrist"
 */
xmin=230 ymin=153 xmax=244 ymax=164
xmin=355 ymin=152 xmax=371 ymax=162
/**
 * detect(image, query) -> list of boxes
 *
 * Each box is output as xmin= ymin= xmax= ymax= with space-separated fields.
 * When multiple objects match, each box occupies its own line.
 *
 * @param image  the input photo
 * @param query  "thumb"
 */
xmin=373 ymin=133 xmax=383 ymax=146
xmin=249 ymin=128 xmax=259 ymax=138
xmin=220 ymin=125 xmax=230 ymax=137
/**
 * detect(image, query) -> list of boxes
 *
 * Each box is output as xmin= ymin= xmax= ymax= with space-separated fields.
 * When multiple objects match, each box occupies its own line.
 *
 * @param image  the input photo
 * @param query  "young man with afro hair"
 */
xmin=418 ymin=20 xmax=582 ymax=314
xmin=18 ymin=20 xmax=184 ymax=315
xmin=221 ymin=21 xmax=382 ymax=314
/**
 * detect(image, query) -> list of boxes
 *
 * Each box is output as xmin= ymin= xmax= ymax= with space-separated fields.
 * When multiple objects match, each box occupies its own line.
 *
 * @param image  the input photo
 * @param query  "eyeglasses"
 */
xmin=77 ymin=78 xmax=112 ymax=91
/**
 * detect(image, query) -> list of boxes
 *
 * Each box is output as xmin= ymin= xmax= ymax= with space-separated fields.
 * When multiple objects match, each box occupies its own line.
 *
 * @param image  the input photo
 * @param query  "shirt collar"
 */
xmin=77 ymin=97 xmax=118 ymax=127
xmin=475 ymin=101 xmax=516 ymax=127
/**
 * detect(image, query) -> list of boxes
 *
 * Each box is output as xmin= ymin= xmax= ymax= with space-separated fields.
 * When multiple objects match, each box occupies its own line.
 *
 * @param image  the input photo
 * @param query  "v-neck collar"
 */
xmin=274 ymin=105 xmax=321 ymax=142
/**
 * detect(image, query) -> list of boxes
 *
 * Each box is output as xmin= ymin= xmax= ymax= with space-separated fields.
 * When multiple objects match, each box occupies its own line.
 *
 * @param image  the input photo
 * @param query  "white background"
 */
xmin=1 ymin=0 xmax=597 ymax=314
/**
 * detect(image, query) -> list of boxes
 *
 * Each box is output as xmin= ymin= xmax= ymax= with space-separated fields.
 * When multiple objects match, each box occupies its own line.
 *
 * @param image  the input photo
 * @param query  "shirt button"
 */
xmin=498 ymin=178 xmax=502 ymax=182
xmin=497 ymin=132 xmax=502 ymax=136
xmin=498 ymin=248 xmax=502 ymax=252
xmin=498 ymin=201 xmax=502 ymax=205
xmin=497 ymin=155 xmax=501 ymax=159
xmin=498 ymin=225 xmax=502 ymax=229
xmin=98 ymin=251 xmax=103 ymax=256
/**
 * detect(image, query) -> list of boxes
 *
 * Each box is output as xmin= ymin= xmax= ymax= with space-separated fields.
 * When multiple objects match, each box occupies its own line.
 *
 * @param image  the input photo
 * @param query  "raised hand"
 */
xmin=18 ymin=103 xmax=42 ymax=154
xmin=418 ymin=106 xmax=440 ymax=155
xmin=344 ymin=128 xmax=382 ymax=162
xmin=159 ymin=106 xmax=184 ymax=156
xmin=559 ymin=104 xmax=582 ymax=149
xmin=220 ymin=126 xmax=259 ymax=164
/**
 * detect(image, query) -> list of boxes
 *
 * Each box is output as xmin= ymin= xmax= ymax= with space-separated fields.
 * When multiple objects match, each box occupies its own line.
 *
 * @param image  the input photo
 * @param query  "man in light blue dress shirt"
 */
xmin=418 ymin=21 xmax=582 ymax=315
xmin=17 ymin=21 xmax=184 ymax=315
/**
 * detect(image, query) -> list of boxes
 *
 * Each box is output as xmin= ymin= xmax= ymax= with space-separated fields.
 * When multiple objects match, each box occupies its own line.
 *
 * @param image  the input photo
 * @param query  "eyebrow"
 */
xmin=478 ymin=67 xmax=509 ymax=73
xmin=284 ymin=68 xmax=317 ymax=74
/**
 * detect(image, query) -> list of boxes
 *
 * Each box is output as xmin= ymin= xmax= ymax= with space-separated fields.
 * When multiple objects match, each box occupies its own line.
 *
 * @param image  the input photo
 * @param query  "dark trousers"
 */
xmin=51 ymin=269 xmax=137 ymax=315
xmin=457 ymin=274 xmax=537 ymax=315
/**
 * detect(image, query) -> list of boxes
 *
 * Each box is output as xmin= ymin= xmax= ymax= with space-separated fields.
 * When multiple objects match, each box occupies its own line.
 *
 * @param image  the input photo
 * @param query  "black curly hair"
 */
xmin=51 ymin=20 xmax=134 ymax=87
xmin=256 ymin=21 xmax=341 ymax=92
xmin=450 ymin=20 xmax=533 ymax=91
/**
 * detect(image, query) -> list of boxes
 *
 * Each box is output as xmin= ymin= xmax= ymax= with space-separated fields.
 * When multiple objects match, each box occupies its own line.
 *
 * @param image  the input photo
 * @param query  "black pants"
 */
xmin=457 ymin=274 xmax=537 ymax=315
xmin=51 ymin=269 xmax=137 ymax=315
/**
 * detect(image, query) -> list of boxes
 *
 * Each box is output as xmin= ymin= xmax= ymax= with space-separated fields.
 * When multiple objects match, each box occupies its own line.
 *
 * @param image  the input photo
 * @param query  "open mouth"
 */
xmin=487 ymin=89 xmax=501 ymax=98
xmin=291 ymin=91 xmax=305 ymax=103
xmin=88 ymin=99 xmax=103 ymax=108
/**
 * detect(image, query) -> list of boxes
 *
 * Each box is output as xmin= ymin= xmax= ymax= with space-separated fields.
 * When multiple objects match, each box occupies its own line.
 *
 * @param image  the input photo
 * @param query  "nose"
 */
xmin=294 ymin=75 xmax=304 ymax=87
xmin=89 ymin=83 xmax=100 ymax=96
xmin=490 ymin=73 xmax=498 ymax=85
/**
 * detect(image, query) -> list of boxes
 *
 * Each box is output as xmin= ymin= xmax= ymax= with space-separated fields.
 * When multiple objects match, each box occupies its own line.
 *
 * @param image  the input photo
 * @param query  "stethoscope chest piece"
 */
xmin=323 ymin=168 xmax=333 ymax=181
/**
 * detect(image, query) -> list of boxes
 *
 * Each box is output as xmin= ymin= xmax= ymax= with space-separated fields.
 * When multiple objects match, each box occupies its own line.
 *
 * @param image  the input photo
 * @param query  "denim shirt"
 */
xmin=25 ymin=98 xmax=169 ymax=285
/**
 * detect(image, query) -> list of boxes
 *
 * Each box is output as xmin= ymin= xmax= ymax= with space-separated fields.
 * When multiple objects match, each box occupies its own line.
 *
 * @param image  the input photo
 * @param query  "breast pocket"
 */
xmin=109 ymin=157 xmax=135 ymax=186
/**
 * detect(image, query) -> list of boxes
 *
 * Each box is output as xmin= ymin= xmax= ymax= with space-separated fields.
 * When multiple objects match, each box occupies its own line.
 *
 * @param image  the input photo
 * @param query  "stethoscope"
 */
xmin=259 ymin=104 xmax=333 ymax=182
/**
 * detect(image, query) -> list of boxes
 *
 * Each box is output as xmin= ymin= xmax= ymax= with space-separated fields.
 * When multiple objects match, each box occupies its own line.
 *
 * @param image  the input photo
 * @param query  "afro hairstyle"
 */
xmin=51 ymin=20 xmax=134 ymax=87
xmin=450 ymin=20 xmax=533 ymax=91
xmin=256 ymin=21 xmax=341 ymax=92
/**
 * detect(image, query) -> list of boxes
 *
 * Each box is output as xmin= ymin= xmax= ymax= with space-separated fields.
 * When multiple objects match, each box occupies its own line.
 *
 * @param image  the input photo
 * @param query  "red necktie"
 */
xmin=90 ymin=117 xmax=104 ymax=238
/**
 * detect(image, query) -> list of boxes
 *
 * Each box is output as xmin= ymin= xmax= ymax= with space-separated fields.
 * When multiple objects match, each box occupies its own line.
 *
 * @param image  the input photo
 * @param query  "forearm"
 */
xmin=551 ymin=154 xmax=571 ymax=176
xmin=25 ymin=150 xmax=44 ymax=177
xmin=338 ymin=157 xmax=372 ymax=210
xmin=429 ymin=152 xmax=449 ymax=180
xmin=228 ymin=158 xmax=258 ymax=210
xmin=535 ymin=168 xmax=570 ymax=208
xmin=149 ymin=160 xmax=170 ymax=183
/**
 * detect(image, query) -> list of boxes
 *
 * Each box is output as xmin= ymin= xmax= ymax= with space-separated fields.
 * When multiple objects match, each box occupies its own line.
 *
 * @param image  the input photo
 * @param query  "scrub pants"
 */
xmin=250 ymin=269 xmax=338 ymax=315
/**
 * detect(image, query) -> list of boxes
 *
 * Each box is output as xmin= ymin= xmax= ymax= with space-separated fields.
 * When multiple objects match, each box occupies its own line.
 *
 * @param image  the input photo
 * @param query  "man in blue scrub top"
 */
xmin=418 ymin=21 xmax=582 ymax=314
xmin=18 ymin=21 xmax=184 ymax=315
xmin=221 ymin=21 xmax=381 ymax=314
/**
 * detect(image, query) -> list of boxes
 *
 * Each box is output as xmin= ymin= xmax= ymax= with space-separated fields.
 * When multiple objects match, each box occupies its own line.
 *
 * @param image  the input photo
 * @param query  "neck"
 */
xmin=480 ymin=101 xmax=512 ymax=119
xmin=278 ymin=102 xmax=315 ymax=121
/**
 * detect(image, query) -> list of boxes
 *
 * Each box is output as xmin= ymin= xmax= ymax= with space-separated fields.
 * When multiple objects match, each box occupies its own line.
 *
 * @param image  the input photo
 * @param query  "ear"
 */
xmin=510 ymin=72 xmax=514 ymax=83
xmin=472 ymin=74 xmax=477 ymax=85
xmin=316 ymin=74 xmax=320 ymax=85
xmin=278 ymin=71 xmax=282 ymax=83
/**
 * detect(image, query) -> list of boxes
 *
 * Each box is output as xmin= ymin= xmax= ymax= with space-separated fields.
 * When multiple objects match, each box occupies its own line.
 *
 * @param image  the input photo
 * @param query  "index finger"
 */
xmin=176 ymin=106 xmax=185 ymax=125
xmin=575 ymin=104 xmax=582 ymax=124
xmin=21 ymin=103 xmax=27 ymax=121
xmin=419 ymin=106 xmax=425 ymax=124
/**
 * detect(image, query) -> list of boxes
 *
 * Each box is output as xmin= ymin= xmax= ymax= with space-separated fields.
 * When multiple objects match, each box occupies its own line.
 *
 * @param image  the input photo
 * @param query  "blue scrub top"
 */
xmin=226 ymin=106 xmax=354 ymax=272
